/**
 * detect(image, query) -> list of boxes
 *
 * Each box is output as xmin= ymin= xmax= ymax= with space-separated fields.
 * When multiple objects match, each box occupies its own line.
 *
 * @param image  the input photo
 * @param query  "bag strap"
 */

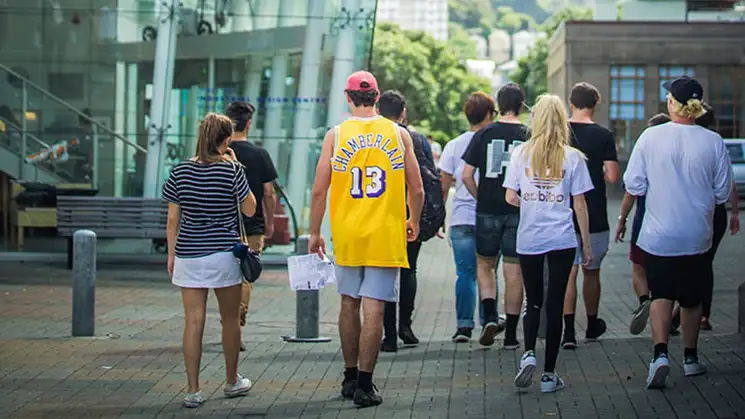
xmin=233 ymin=162 xmax=248 ymax=242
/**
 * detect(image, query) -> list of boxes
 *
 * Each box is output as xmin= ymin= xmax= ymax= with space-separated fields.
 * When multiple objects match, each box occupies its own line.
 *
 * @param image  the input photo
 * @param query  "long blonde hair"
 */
xmin=523 ymin=94 xmax=583 ymax=178
xmin=667 ymin=93 xmax=707 ymax=120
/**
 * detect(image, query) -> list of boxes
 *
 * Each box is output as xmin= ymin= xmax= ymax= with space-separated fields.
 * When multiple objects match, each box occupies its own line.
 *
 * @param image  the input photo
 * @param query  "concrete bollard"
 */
xmin=738 ymin=281 xmax=745 ymax=334
xmin=72 ymin=230 xmax=96 ymax=337
xmin=282 ymin=235 xmax=331 ymax=343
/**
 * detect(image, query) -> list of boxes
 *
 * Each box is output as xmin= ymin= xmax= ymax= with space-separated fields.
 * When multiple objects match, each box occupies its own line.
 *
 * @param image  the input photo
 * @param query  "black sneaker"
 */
xmin=341 ymin=378 xmax=356 ymax=399
xmin=399 ymin=326 xmax=419 ymax=345
xmin=479 ymin=321 xmax=505 ymax=347
xmin=452 ymin=328 xmax=472 ymax=343
xmin=585 ymin=318 xmax=607 ymax=341
xmin=561 ymin=334 xmax=577 ymax=350
xmin=353 ymin=385 xmax=382 ymax=407
xmin=380 ymin=340 xmax=397 ymax=353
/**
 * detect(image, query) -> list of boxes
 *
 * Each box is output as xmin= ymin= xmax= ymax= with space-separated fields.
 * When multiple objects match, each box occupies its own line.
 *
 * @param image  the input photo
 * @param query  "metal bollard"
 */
xmin=282 ymin=235 xmax=331 ymax=343
xmin=72 ymin=230 xmax=97 ymax=337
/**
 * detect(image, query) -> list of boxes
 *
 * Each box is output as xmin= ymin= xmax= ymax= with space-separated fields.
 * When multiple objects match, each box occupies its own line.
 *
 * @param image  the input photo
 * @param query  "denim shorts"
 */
xmin=475 ymin=213 xmax=519 ymax=262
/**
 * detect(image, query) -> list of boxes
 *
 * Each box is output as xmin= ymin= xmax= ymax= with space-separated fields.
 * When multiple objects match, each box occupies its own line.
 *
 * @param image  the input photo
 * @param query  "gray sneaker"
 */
xmin=630 ymin=300 xmax=651 ymax=335
xmin=224 ymin=374 xmax=252 ymax=398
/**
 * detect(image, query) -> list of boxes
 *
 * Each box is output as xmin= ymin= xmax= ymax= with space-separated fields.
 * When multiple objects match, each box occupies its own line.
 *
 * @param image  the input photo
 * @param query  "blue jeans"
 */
xmin=450 ymin=225 xmax=487 ymax=329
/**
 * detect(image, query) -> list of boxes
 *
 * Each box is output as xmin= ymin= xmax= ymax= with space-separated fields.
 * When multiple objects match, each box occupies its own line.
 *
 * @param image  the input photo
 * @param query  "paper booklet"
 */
xmin=287 ymin=253 xmax=336 ymax=291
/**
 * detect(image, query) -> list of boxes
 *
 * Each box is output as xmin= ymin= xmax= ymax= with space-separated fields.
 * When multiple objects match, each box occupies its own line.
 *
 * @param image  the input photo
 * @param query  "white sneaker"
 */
xmin=183 ymin=391 xmax=204 ymax=408
xmin=514 ymin=351 xmax=537 ymax=388
xmin=540 ymin=373 xmax=566 ymax=393
xmin=683 ymin=357 xmax=707 ymax=377
xmin=629 ymin=300 xmax=651 ymax=335
xmin=646 ymin=354 xmax=670 ymax=389
xmin=224 ymin=374 xmax=253 ymax=398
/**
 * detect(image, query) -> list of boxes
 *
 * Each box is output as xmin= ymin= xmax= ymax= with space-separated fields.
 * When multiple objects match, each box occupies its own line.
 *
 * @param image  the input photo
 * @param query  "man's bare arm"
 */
xmin=309 ymin=129 xmax=335 ymax=236
xmin=462 ymin=163 xmax=478 ymax=199
xmin=441 ymin=172 xmax=454 ymax=203
xmin=399 ymin=127 xmax=424 ymax=224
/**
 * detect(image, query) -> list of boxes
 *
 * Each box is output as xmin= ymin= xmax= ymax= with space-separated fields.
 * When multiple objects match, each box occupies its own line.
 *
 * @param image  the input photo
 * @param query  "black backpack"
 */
xmin=407 ymin=129 xmax=446 ymax=242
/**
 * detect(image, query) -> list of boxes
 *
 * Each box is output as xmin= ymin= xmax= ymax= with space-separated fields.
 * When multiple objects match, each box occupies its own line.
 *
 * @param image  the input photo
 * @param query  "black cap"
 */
xmin=663 ymin=76 xmax=703 ymax=104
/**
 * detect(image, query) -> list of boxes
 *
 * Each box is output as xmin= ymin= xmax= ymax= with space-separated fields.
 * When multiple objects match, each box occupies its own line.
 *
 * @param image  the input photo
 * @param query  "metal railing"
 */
xmin=0 ymin=62 xmax=147 ymax=188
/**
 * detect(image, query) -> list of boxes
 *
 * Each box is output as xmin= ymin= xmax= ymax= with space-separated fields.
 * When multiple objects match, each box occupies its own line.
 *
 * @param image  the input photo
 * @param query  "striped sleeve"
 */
xmin=162 ymin=166 xmax=180 ymax=204
xmin=233 ymin=164 xmax=250 ymax=201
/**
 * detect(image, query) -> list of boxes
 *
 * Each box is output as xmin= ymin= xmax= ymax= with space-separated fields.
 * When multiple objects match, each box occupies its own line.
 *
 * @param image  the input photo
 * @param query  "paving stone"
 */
xmin=1 ymin=198 xmax=744 ymax=418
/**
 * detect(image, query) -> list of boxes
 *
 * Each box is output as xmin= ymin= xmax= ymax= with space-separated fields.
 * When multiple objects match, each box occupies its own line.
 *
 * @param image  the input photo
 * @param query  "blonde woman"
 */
xmin=502 ymin=94 xmax=594 ymax=393
xmin=163 ymin=113 xmax=257 ymax=407
xmin=624 ymin=76 xmax=731 ymax=389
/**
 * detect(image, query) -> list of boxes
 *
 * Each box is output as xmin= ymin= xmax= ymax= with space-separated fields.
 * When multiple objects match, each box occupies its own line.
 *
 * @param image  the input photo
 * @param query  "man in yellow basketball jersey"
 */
xmin=308 ymin=71 xmax=424 ymax=407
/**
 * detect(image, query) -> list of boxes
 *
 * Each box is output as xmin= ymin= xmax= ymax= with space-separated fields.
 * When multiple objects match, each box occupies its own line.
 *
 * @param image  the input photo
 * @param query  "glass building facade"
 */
xmin=0 ymin=0 xmax=378 ymax=253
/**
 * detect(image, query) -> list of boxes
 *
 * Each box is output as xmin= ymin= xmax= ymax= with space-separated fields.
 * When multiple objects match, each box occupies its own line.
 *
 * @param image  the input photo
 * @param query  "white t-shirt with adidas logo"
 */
xmin=503 ymin=145 xmax=594 ymax=255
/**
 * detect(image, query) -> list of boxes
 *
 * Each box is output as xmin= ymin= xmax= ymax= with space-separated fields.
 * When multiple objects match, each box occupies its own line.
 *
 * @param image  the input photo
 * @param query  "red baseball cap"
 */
xmin=345 ymin=71 xmax=379 ymax=92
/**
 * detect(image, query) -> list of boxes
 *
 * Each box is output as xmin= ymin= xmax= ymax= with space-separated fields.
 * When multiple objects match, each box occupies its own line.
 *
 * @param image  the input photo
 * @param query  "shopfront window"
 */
xmin=609 ymin=66 xmax=645 ymax=153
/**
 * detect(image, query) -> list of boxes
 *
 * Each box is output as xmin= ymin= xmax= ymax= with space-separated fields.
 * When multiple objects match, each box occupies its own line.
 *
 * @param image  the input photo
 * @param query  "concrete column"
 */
xmin=263 ymin=0 xmax=297 ymax=162
xmin=142 ymin=0 xmax=180 ymax=198
xmin=231 ymin=0 xmax=252 ymax=32
xmin=319 ymin=0 xmax=362 ymax=252
xmin=286 ymin=0 xmax=327 ymax=224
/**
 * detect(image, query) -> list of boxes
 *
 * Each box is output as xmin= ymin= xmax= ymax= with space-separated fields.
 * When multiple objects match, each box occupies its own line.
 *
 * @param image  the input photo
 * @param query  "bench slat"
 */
xmin=57 ymin=197 xmax=168 ymax=238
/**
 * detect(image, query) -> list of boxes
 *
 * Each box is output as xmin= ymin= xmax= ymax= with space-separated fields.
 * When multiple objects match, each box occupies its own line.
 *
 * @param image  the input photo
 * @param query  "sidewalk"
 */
xmin=1 ymin=199 xmax=745 ymax=418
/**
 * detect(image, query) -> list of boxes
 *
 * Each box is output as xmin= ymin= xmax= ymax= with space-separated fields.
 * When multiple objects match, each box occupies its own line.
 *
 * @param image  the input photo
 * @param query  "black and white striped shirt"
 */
xmin=162 ymin=160 xmax=250 ymax=258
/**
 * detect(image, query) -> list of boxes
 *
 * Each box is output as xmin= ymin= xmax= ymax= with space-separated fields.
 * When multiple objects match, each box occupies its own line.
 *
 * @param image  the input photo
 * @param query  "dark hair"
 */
xmin=497 ymin=83 xmax=524 ymax=116
xmin=464 ymin=92 xmax=496 ymax=125
xmin=570 ymin=82 xmax=601 ymax=110
xmin=695 ymin=103 xmax=716 ymax=129
xmin=225 ymin=101 xmax=255 ymax=132
xmin=196 ymin=113 xmax=233 ymax=163
xmin=647 ymin=113 xmax=671 ymax=127
xmin=346 ymin=90 xmax=379 ymax=108
xmin=378 ymin=90 xmax=406 ymax=120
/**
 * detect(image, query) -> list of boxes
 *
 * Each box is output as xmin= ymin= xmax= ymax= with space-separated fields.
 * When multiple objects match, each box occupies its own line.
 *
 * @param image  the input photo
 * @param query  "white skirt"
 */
xmin=172 ymin=251 xmax=244 ymax=289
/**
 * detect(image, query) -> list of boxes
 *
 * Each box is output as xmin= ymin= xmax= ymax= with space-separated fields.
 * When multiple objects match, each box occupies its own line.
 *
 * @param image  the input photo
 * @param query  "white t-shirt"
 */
xmin=439 ymin=131 xmax=477 ymax=227
xmin=430 ymin=141 xmax=442 ymax=168
xmin=503 ymin=145 xmax=594 ymax=255
xmin=623 ymin=122 xmax=732 ymax=256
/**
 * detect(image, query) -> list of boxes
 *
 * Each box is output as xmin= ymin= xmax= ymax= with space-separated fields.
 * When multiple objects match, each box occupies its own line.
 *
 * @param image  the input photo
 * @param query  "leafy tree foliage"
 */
xmin=370 ymin=23 xmax=492 ymax=143
xmin=509 ymin=6 xmax=592 ymax=105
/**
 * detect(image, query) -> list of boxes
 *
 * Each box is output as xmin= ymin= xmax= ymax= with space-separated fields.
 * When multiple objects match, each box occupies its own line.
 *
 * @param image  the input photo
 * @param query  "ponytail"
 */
xmin=196 ymin=113 xmax=233 ymax=163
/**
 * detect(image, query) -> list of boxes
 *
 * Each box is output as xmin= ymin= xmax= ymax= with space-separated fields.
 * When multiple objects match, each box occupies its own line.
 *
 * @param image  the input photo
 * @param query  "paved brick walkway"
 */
xmin=1 ymin=198 xmax=745 ymax=418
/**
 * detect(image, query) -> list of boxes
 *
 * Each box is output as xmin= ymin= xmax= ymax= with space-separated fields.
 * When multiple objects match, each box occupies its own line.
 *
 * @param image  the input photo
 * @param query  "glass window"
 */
xmin=609 ymin=65 xmax=646 ymax=153
xmin=710 ymin=67 xmax=745 ymax=139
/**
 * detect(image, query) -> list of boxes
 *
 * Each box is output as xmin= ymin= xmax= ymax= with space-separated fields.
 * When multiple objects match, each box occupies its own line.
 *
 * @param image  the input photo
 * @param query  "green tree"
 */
xmin=509 ymin=6 xmax=592 ymax=105
xmin=448 ymin=0 xmax=496 ymax=39
xmin=447 ymin=22 xmax=479 ymax=60
xmin=370 ymin=23 xmax=491 ymax=142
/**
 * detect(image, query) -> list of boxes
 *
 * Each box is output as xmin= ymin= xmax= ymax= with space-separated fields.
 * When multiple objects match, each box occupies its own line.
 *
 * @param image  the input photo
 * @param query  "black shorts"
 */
xmin=475 ymin=213 xmax=519 ymax=261
xmin=643 ymin=250 xmax=708 ymax=308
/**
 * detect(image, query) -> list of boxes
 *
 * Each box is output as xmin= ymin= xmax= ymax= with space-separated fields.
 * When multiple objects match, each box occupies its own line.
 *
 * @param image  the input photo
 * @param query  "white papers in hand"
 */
xmin=287 ymin=253 xmax=336 ymax=291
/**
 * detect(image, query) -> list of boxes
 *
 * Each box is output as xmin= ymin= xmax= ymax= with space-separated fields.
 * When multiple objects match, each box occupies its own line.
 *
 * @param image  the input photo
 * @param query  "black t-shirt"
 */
xmin=462 ymin=122 xmax=531 ymax=215
xmin=230 ymin=140 xmax=279 ymax=235
xmin=569 ymin=122 xmax=618 ymax=233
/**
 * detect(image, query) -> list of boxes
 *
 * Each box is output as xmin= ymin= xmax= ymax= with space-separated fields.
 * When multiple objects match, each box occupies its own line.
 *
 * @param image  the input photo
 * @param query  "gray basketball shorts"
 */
xmin=574 ymin=230 xmax=610 ymax=270
xmin=335 ymin=265 xmax=399 ymax=303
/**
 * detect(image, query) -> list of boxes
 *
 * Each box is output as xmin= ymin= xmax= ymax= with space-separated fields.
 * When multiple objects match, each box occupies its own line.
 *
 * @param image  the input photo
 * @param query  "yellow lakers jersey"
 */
xmin=329 ymin=116 xmax=409 ymax=268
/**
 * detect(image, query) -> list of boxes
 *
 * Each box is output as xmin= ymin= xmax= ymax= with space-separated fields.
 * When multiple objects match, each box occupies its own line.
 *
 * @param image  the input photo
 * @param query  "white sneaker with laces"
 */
xmin=183 ymin=391 xmax=204 ymax=408
xmin=540 ymin=373 xmax=566 ymax=393
xmin=646 ymin=354 xmax=670 ymax=389
xmin=224 ymin=374 xmax=253 ymax=398
xmin=683 ymin=357 xmax=707 ymax=377
xmin=514 ymin=351 xmax=537 ymax=388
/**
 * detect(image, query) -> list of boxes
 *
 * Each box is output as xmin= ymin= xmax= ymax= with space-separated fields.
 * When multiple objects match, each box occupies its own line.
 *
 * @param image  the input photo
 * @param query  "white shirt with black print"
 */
xmin=503 ymin=145 xmax=594 ymax=255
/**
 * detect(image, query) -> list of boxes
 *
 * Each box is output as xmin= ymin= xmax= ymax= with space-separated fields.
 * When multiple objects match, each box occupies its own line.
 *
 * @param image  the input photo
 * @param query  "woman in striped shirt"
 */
xmin=162 ymin=113 xmax=257 ymax=407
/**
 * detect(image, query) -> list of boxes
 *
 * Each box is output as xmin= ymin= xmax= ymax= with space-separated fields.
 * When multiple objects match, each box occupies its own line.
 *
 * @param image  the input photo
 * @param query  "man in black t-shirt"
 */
xmin=225 ymin=102 xmax=279 ymax=347
xmin=462 ymin=83 xmax=530 ymax=349
xmin=561 ymin=82 xmax=620 ymax=349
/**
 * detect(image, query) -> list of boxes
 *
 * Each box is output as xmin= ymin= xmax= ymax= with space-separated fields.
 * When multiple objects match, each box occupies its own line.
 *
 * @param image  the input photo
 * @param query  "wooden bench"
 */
xmin=57 ymin=196 xmax=167 ymax=269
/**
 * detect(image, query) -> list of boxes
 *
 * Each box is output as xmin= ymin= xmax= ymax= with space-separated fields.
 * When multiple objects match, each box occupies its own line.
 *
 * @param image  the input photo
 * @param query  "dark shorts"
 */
xmin=643 ymin=250 xmax=708 ymax=308
xmin=629 ymin=242 xmax=645 ymax=266
xmin=475 ymin=213 xmax=519 ymax=262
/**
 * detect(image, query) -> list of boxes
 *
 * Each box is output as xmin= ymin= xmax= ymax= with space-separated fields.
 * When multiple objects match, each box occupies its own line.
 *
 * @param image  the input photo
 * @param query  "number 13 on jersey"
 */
xmin=350 ymin=166 xmax=386 ymax=198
